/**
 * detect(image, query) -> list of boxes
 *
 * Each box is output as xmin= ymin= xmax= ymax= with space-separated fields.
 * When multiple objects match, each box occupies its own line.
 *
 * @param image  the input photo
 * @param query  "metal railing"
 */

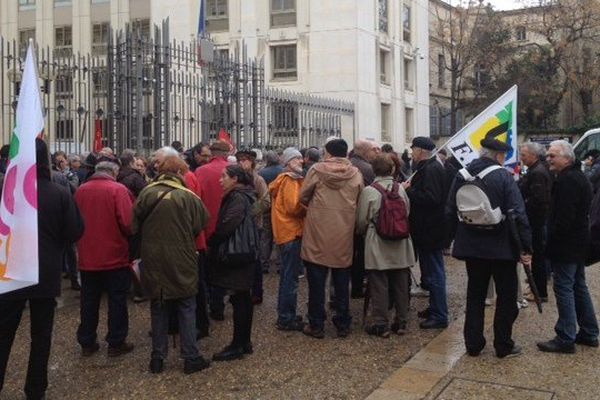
xmin=0 ymin=19 xmax=354 ymax=154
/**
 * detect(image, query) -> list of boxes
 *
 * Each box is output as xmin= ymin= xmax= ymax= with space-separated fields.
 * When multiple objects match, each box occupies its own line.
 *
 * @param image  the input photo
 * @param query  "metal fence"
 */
xmin=0 ymin=20 xmax=354 ymax=155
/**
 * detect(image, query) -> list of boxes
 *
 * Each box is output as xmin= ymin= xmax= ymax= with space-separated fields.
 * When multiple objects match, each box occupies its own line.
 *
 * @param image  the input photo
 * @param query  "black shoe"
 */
xmin=242 ymin=342 xmax=253 ymax=354
xmin=575 ymin=335 xmax=599 ymax=347
xmin=419 ymin=319 xmax=448 ymax=329
xmin=133 ymin=296 xmax=147 ymax=304
xmin=467 ymin=350 xmax=481 ymax=357
xmin=302 ymin=324 xmax=325 ymax=339
xmin=390 ymin=321 xmax=407 ymax=335
xmin=336 ymin=326 xmax=350 ymax=338
xmin=417 ymin=309 xmax=430 ymax=319
xmin=209 ymin=310 xmax=225 ymax=321
xmin=537 ymin=339 xmax=576 ymax=354
xmin=196 ymin=328 xmax=210 ymax=340
xmin=184 ymin=356 xmax=210 ymax=374
xmin=149 ymin=358 xmax=164 ymax=374
xmin=365 ymin=325 xmax=390 ymax=338
xmin=212 ymin=345 xmax=245 ymax=362
xmin=497 ymin=345 xmax=522 ymax=359
xmin=81 ymin=342 xmax=100 ymax=357
xmin=351 ymin=289 xmax=365 ymax=299
xmin=70 ymin=280 xmax=81 ymax=291
xmin=276 ymin=320 xmax=306 ymax=332
xmin=107 ymin=342 xmax=134 ymax=357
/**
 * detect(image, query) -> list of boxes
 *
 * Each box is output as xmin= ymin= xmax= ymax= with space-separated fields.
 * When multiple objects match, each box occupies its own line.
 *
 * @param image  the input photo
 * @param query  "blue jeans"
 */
xmin=305 ymin=262 xmax=351 ymax=330
xmin=150 ymin=296 xmax=199 ymax=360
xmin=277 ymin=240 xmax=302 ymax=324
xmin=551 ymin=261 xmax=599 ymax=345
xmin=418 ymin=249 xmax=448 ymax=324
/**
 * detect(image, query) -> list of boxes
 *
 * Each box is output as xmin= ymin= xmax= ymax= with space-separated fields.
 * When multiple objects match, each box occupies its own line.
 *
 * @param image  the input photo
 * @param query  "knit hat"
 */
xmin=325 ymin=139 xmax=348 ymax=158
xmin=282 ymin=147 xmax=302 ymax=166
xmin=210 ymin=140 xmax=231 ymax=153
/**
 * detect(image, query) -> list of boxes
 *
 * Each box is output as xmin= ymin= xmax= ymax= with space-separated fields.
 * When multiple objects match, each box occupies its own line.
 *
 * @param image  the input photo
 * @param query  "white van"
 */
xmin=574 ymin=128 xmax=600 ymax=161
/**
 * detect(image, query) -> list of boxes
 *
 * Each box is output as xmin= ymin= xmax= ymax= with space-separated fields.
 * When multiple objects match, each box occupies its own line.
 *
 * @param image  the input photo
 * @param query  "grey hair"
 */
xmin=549 ymin=140 xmax=575 ymax=162
xmin=480 ymin=147 xmax=502 ymax=160
xmin=520 ymin=142 xmax=546 ymax=158
xmin=155 ymin=146 xmax=179 ymax=158
xmin=306 ymin=147 xmax=321 ymax=162
xmin=95 ymin=161 xmax=119 ymax=175
xmin=67 ymin=153 xmax=81 ymax=163
xmin=263 ymin=150 xmax=280 ymax=166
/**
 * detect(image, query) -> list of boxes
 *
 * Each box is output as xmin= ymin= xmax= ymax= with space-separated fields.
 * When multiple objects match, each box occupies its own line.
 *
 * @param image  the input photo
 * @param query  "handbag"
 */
xmin=217 ymin=194 xmax=260 ymax=268
xmin=129 ymin=187 xmax=175 ymax=260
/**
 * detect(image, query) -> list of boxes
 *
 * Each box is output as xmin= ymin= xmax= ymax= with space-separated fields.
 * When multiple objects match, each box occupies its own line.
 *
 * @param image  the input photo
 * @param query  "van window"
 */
xmin=575 ymin=133 xmax=600 ymax=160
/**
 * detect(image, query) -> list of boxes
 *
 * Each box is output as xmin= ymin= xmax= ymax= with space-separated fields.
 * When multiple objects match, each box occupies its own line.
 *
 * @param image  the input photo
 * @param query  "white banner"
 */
xmin=0 ymin=42 xmax=44 ymax=293
xmin=447 ymin=85 xmax=518 ymax=167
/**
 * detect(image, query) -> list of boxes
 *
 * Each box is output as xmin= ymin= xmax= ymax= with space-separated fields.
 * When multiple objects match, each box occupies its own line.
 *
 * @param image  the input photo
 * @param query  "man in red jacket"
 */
xmin=75 ymin=160 xmax=135 ymax=357
xmin=195 ymin=140 xmax=230 ymax=320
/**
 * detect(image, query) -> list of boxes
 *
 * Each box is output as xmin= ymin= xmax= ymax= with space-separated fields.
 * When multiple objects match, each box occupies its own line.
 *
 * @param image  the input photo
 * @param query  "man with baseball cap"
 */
xmin=446 ymin=135 xmax=532 ymax=358
xmin=269 ymin=147 xmax=307 ymax=331
xmin=404 ymin=136 xmax=449 ymax=330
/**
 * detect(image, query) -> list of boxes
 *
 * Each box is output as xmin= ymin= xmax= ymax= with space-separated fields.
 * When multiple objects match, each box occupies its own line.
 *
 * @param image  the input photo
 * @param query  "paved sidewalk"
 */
xmin=367 ymin=264 xmax=600 ymax=400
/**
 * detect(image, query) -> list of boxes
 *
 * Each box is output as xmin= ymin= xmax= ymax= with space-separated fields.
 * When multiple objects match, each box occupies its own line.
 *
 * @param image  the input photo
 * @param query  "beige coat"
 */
xmin=356 ymin=176 xmax=416 ymax=271
xmin=300 ymin=157 xmax=364 ymax=268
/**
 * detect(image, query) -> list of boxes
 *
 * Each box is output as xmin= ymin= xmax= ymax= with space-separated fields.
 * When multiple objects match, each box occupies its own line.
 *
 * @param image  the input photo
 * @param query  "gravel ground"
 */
xmin=1 ymin=257 xmax=468 ymax=400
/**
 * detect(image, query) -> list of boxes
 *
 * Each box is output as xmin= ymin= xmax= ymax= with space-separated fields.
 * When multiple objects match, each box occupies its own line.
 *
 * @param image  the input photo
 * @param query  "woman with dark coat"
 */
xmin=207 ymin=165 xmax=258 ymax=361
xmin=0 ymin=138 xmax=84 ymax=400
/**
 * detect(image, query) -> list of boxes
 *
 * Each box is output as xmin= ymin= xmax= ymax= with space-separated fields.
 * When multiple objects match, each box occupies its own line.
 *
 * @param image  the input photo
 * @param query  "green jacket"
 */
xmin=132 ymin=174 xmax=209 ymax=300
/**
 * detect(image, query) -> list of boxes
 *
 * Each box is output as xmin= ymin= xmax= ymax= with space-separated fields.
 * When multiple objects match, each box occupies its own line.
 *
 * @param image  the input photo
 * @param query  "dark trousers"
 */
xmin=531 ymin=224 xmax=548 ymax=298
xmin=464 ymin=258 xmax=518 ymax=356
xmin=77 ymin=267 xmax=131 ymax=348
xmin=305 ymin=262 xmax=351 ymax=330
xmin=351 ymin=235 xmax=366 ymax=295
xmin=230 ymin=290 xmax=253 ymax=347
xmin=195 ymin=252 xmax=210 ymax=336
xmin=65 ymin=244 xmax=78 ymax=284
xmin=0 ymin=298 xmax=56 ymax=400
xmin=368 ymin=269 xmax=410 ymax=327
xmin=151 ymin=297 xmax=199 ymax=360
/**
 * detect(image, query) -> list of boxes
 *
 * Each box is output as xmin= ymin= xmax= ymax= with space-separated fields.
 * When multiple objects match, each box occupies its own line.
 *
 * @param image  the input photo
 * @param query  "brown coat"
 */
xmin=300 ymin=157 xmax=364 ymax=268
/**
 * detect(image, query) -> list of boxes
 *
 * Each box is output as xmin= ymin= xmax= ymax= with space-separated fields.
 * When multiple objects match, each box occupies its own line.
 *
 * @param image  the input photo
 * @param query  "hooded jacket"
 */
xmin=269 ymin=171 xmax=305 ymax=245
xmin=300 ymin=157 xmax=363 ymax=268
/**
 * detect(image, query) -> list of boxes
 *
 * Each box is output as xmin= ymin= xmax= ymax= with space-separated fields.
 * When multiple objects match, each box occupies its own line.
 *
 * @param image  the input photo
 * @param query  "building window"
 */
xmin=207 ymin=0 xmax=229 ymax=32
xmin=405 ymin=108 xmax=414 ymax=141
xmin=54 ymin=0 xmax=72 ymax=6
xmin=516 ymin=26 xmax=526 ymax=42
xmin=430 ymin=106 xmax=439 ymax=137
xmin=19 ymin=0 xmax=35 ymax=11
xmin=131 ymin=19 xmax=150 ymax=40
xmin=92 ymin=67 xmax=107 ymax=96
xmin=55 ymin=119 xmax=74 ymax=140
xmin=19 ymin=29 xmax=35 ymax=59
xmin=438 ymin=54 xmax=446 ymax=88
xmin=271 ymin=0 xmax=296 ymax=28
xmin=404 ymin=58 xmax=414 ymax=91
xmin=92 ymin=23 xmax=109 ymax=56
xmin=379 ymin=0 xmax=388 ymax=33
xmin=380 ymin=49 xmax=390 ymax=85
xmin=272 ymin=45 xmax=297 ymax=80
xmin=54 ymin=26 xmax=72 ymax=58
xmin=475 ymin=64 xmax=490 ymax=92
xmin=381 ymin=104 xmax=391 ymax=142
xmin=403 ymin=5 xmax=411 ymax=43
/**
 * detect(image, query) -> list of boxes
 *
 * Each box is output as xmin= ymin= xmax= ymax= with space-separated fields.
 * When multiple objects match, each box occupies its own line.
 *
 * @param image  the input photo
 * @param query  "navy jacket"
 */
xmin=407 ymin=156 xmax=448 ymax=250
xmin=258 ymin=165 xmax=283 ymax=186
xmin=446 ymin=157 xmax=531 ymax=261
xmin=547 ymin=162 xmax=592 ymax=264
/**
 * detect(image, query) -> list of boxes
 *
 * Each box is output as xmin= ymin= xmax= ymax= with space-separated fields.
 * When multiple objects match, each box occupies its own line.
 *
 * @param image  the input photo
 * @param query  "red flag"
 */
xmin=218 ymin=128 xmax=231 ymax=144
xmin=94 ymin=120 xmax=103 ymax=152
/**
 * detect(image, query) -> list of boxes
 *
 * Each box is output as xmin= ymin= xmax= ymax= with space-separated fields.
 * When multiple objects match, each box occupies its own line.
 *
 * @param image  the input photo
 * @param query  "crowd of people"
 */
xmin=0 ymin=133 xmax=599 ymax=400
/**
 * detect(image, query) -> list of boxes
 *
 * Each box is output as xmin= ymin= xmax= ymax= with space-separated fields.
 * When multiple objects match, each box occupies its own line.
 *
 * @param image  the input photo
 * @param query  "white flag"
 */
xmin=0 ymin=42 xmax=44 ymax=293
xmin=447 ymin=86 xmax=518 ymax=167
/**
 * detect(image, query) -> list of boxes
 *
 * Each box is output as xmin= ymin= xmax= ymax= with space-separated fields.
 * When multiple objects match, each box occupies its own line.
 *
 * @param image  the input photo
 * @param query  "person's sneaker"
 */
xmin=537 ymin=339 xmax=576 ymax=354
xmin=485 ymin=298 xmax=494 ymax=307
xmin=107 ymin=342 xmax=134 ymax=357
xmin=133 ymin=295 xmax=147 ymax=304
xmin=209 ymin=310 xmax=225 ymax=321
xmin=410 ymin=287 xmax=430 ymax=298
xmin=497 ymin=345 xmax=522 ymax=359
xmin=417 ymin=309 xmax=430 ymax=319
xmin=517 ymin=299 xmax=529 ymax=309
xmin=81 ymin=342 xmax=100 ymax=357
xmin=302 ymin=324 xmax=325 ymax=339
xmin=212 ymin=345 xmax=245 ymax=362
xmin=276 ymin=320 xmax=306 ymax=332
xmin=575 ymin=336 xmax=599 ymax=348
xmin=365 ymin=325 xmax=390 ymax=338
xmin=149 ymin=358 xmax=164 ymax=374
xmin=391 ymin=321 xmax=407 ymax=335
xmin=419 ymin=319 xmax=448 ymax=330
xmin=184 ymin=356 xmax=211 ymax=374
